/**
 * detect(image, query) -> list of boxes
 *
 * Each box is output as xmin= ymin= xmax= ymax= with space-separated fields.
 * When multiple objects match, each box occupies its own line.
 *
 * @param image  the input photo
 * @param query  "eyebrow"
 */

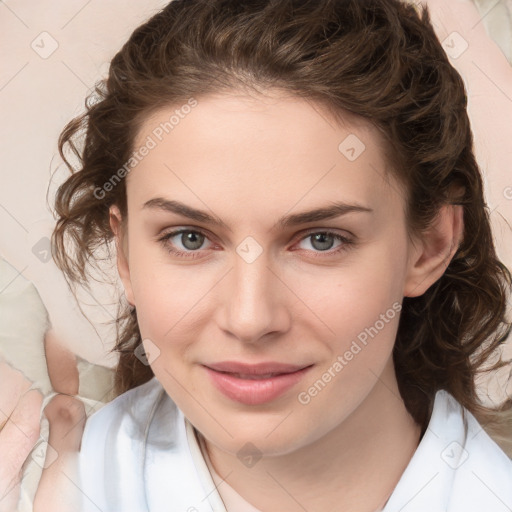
xmin=142 ymin=197 xmax=373 ymax=232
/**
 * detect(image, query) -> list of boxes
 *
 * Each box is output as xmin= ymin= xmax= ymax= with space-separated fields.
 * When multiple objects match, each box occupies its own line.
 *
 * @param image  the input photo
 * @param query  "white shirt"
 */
xmin=76 ymin=376 xmax=512 ymax=512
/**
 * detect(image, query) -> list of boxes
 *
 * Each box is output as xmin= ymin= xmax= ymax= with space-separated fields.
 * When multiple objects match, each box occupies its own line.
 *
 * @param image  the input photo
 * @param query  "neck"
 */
xmin=202 ymin=361 xmax=422 ymax=512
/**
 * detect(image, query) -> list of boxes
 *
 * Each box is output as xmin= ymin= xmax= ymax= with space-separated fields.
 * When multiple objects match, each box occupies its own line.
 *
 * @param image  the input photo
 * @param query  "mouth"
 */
xmin=214 ymin=372 xmax=290 ymax=380
xmin=202 ymin=361 xmax=314 ymax=405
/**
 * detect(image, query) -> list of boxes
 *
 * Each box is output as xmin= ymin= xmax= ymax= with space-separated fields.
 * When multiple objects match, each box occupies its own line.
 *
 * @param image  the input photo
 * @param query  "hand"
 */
xmin=0 ymin=328 xmax=87 ymax=512
xmin=32 ymin=393 xmax=86 ymax=512
xmin=0 ymin=360 xmax=43 ymax=512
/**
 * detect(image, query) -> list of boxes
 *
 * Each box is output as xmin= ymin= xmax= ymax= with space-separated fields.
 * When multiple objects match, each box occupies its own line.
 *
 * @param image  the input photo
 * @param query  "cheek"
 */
xmin=127 ymin=239 xmax=190 ymax=323
xmin=292 ymin=238 xmax=407 ymax=341
xmin=127 ymin=250 xmax=216 ymax=375
xmin=292 ymin=258 xmax=405 ymax=432
xmin=293 ymin=242 xmax=407 ymax=403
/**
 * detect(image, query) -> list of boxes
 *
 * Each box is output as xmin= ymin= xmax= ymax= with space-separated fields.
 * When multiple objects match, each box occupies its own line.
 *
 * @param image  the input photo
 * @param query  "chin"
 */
xmin=199 ymin=413 xmax=318 ymax=458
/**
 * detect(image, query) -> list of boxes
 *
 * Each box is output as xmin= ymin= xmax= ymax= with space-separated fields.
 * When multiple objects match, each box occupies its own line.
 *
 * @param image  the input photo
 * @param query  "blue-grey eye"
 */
xmin=308 ymin=232 xmax=337 ymax=251
xmin=178 ymin=230 xmax=205 ymax=250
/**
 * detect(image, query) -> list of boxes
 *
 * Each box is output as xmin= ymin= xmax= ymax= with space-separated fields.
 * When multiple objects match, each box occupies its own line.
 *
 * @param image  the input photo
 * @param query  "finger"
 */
xmin=33 ymin=395 xmax=86 ymax=512
xmin=0 ymin=388 xmax=43 ymax=505
xmin=0 ymin=361 xmax=33 ymax=425
xmin=0 ymin=475 xmax=19 ymax=512
xmin=44 ymin=329 xmax=79 ymax=396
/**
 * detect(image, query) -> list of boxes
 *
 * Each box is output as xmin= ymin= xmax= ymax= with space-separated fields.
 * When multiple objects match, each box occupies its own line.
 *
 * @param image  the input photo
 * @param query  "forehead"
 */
xmin=128 ymin=90 xmax=401 ymax=222
xmin=134 ymin=89 xmax=381 ymax=154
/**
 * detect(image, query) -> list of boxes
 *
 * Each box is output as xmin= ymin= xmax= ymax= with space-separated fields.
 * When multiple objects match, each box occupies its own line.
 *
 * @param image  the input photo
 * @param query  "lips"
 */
xmin=203 ymin=361 xmax=313 ymax=405
xmin=205 ymin=361 xmax=309 ymax=375
xmin=223 ymin=373 xmax=282 ymax=380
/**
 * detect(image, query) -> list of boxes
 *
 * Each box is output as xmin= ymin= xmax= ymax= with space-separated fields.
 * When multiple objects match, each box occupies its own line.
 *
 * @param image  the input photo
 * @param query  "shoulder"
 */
xmin=76 ymin=377 xmax=169 ymax=511
xmin=76 ymin=376 xmax=210 ymax=512
xmin=436 ymin=390 xmax=512 ymax=469
xmin=80 ymin=376 xmax=164 ymax=447
xmin=442 ymin=391 xmax=512 ymax=510
xmin=384 ymin=390 xmax=512 ymax=512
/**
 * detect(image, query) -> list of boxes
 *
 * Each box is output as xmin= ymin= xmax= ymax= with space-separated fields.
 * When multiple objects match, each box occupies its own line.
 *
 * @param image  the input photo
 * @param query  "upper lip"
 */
xmin=204 ymin=361 xmax=311 ymax=375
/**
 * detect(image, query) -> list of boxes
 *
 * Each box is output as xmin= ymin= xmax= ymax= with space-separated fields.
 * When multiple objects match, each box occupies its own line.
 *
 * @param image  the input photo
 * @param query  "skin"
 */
xmin=33 ymin=330 xmax=85 ymax=512
xmin=110 ymin=89 xmax=463 ymax=511
xmin=0 ymin=330 xmax=85 ymax=512
xmin=0 ymin=361 xmax=42 ymax=512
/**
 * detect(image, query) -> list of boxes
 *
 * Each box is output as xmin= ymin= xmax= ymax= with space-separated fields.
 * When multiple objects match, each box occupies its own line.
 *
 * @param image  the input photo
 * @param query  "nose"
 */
xmin=217 ymin=253 xmax=291 ymax=345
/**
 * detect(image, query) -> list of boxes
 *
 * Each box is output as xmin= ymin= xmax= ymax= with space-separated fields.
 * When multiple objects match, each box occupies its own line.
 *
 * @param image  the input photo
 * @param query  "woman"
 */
xmin=51 ymin=0 xmax=512 ymax=510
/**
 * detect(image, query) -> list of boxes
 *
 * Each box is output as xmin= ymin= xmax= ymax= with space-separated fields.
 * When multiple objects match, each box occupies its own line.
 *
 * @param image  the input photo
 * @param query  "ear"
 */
xmin=403 ymin=204 xmax=464 ymax=297
xmin=109 ymin=205 xmax=135 ymax=307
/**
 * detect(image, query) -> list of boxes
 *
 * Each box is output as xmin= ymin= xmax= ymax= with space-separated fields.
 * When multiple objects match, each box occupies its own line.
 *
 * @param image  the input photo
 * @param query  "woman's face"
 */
xmin=112 ymin=89 xmax=424 ymax=456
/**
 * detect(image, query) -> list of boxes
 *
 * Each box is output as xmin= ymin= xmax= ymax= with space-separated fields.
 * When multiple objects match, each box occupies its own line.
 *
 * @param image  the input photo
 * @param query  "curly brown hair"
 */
xmin=51 ymin=0 xmax=512 ymax=452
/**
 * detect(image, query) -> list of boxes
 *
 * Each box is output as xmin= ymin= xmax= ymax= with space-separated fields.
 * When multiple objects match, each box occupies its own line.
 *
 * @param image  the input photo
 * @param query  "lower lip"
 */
xmin=203 ymin=365 xmax=313 ymax=405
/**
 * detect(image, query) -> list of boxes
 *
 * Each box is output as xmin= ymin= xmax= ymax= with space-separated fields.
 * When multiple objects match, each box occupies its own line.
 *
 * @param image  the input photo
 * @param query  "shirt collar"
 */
xmin=144 ymin=382 xmax=512 ymax=512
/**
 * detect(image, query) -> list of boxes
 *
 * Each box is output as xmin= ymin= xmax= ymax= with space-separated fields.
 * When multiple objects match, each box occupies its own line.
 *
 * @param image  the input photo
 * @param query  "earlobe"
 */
xmin=403 ymin=204 xmax=464 ymax=298
xmin=109 ymin=205 xmax=136 ymax=307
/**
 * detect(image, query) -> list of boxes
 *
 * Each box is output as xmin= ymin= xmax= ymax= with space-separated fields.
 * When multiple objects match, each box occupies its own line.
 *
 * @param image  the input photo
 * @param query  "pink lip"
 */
xmin=203 ymin=361 xmax=313 ymax=405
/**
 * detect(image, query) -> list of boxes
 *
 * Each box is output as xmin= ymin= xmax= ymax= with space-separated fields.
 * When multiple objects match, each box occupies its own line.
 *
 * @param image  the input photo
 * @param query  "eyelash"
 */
xmin=157 ymin=228 xmax=355 ymax=260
